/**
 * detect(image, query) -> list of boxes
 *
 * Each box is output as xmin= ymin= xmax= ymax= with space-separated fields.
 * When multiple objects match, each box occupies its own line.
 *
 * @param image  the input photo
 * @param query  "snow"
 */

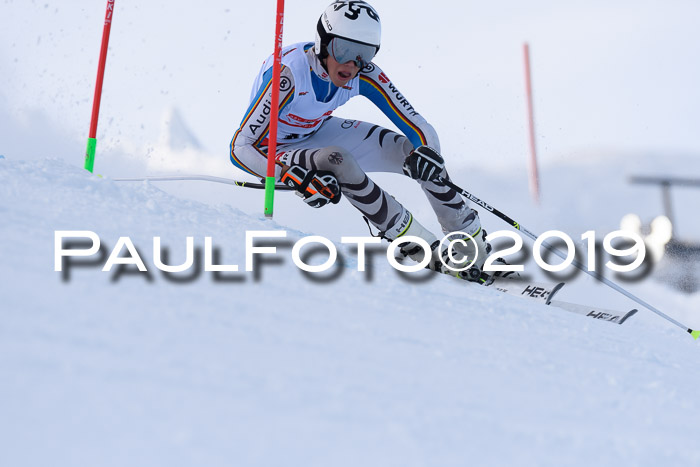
xmin=2 ymin=1 xmax=700 ymax=466
xmin=3 ymin=157 xmax=700 ymax=466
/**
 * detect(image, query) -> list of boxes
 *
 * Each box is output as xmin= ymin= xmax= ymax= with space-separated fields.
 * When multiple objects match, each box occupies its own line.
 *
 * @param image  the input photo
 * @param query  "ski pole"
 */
xmin=438 ymin=176 xmax=699 ymax=340
xmin=85 ymin=0 xmax=116 ymax=173
xmin=113 ymin=175 xmax=295 ymax=190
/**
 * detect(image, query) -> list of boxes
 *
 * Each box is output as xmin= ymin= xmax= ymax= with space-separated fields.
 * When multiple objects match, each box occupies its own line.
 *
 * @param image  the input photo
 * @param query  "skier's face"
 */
xmin=324 ymin=55 xmax=360 ymax=87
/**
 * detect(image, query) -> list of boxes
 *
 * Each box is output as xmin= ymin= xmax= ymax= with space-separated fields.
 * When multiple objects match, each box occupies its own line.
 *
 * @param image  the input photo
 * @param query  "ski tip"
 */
xmin=690 ymin=329 xmax=700 ymax=340
xmin=546 ymin=282 xmax=566 ymax=305
xmin=617 ymin=309 xmax=638 ymax=325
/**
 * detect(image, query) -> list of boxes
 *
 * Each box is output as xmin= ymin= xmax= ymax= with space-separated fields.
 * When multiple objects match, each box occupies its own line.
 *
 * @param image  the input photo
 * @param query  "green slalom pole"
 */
xmin=263 ymin=0 xmax=285 ymax=218
xmin=264 ymin=176 xmax=277 ymax=216
xmin=85 ymin=0 xmax=115 ymax=173
xmin=85 ymin=137 xmax=97 ymax=173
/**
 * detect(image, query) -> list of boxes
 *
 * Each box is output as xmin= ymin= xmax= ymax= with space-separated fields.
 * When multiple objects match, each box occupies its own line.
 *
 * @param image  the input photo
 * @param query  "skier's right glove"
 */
xmin=280 ymin=164 xmax=342 ymax=208
xmin=403 ymin=145 xmax=445 ymax=181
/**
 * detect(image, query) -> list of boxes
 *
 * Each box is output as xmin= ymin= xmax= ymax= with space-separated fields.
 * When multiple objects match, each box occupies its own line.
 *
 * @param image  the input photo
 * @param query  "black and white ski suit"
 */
xmin=231 ymin=42 xmax=480 ymax=238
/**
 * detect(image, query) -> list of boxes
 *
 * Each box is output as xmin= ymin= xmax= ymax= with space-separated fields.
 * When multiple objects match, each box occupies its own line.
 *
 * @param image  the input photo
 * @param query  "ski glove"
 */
xmin=280 ymin=164 xmax=342 ymax=208
xmin=403 ymin=146 xmax=444 ymax=181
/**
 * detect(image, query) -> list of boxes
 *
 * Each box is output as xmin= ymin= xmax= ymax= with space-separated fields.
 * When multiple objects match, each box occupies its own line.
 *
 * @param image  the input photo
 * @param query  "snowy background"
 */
xmin=2 ymin=1 xmax=700 ymax=466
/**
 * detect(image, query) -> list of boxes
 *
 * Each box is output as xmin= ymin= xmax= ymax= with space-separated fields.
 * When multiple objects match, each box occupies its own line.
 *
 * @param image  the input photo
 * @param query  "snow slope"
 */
xmin=2 ymin=158 xmax=700 ymax=467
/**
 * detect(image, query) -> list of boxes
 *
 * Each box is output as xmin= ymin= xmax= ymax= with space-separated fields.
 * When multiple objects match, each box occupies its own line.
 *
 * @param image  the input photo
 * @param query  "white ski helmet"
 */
xmin=315 ymin=1 xmax=381 ymax=67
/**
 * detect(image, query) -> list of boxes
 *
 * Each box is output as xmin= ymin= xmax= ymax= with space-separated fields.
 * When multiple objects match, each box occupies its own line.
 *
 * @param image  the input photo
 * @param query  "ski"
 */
xmin=490 ymin=276 xmax=565 ymax=304
xmin=488 ymin=277 xmax=637 ymax=325
xmin=546 ymin=300 xmax=638 ymax=325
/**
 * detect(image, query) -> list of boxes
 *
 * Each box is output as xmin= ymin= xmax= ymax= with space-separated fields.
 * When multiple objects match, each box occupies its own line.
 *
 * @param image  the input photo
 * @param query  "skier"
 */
xmin=230 ymin=0 xmax=499 ymax=283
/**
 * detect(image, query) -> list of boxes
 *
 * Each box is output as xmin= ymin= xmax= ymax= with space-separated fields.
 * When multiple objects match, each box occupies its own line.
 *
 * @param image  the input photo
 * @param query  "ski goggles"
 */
xmin=327 ymin=37 xmax=378 ymax=69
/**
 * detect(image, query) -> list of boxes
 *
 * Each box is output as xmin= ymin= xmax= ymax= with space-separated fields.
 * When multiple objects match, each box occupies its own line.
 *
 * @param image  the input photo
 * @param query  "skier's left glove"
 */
xmin=280 ymin=164 xmax=342 ymax=208
xmin=403 ymin=146 xmax=444 ymax=181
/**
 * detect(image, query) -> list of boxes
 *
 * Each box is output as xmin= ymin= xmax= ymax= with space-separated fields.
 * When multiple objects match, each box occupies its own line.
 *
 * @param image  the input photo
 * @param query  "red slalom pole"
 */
xmin=523 ymin=42 xmax=540 ymax=204
xmin=264 ymin=0 xmax=285 ymax=218
xmin=84 ymin=0 xmax=115 ymax=173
